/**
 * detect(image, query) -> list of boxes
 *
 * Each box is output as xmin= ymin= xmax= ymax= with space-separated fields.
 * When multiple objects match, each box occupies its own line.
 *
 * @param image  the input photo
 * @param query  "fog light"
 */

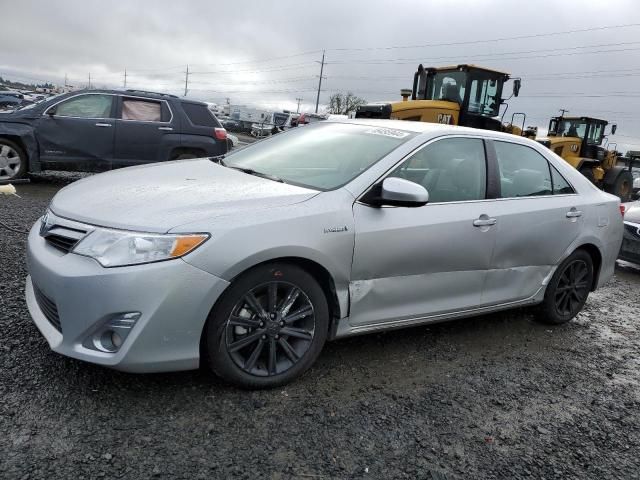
xmin=84 ymin=312 xmax=141 ymax=353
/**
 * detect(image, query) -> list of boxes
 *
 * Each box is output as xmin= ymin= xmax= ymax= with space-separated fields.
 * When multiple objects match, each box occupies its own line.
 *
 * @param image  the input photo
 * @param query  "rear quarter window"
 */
xmin=181 ymin=103 xmax=221 ymax=127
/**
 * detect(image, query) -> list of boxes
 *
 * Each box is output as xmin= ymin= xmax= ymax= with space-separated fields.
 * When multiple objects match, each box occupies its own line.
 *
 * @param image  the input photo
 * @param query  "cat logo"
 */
xmin=570 ymin=144 xmax=579 ymax=152
xmin=437 ymin=113 xmax=453 ymax=124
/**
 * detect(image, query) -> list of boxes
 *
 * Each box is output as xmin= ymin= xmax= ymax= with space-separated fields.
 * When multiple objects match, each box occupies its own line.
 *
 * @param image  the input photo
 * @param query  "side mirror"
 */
xmin=379 ymin=177 xmax=429 ymax=207
xmin=611 ymin=124 xmax=617 ymax=135
xmin=46 ymin=107 xmax=56 ymax=116
xmin=513 ymin=79 xmax=521 ymax=97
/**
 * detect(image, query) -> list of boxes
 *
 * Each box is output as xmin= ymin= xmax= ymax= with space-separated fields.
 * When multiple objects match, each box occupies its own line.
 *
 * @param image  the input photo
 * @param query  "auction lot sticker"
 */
xmin=364 ymin=127 xmax=410 ymax=138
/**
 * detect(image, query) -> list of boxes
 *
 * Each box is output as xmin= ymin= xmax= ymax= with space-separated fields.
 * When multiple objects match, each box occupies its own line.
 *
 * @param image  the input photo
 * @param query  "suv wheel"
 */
xmin=205 ymin=263 xmax=329 ymax=389
xmin=535 ymin=249 xmax=594 ymax=325
xmin=0 ymin=139 xmax=27 ymax=181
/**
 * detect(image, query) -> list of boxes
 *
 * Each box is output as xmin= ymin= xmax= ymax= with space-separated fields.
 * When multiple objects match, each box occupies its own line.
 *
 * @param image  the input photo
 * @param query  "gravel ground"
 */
xmin=1 ymin=174 xmax=640 ymax=480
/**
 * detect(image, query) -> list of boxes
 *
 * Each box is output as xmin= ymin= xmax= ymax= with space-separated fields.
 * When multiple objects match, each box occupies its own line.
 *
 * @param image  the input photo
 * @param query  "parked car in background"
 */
xmin=632 ymin=169 xmax=640 ymax=200
xmin=0 ymin=93 xmax=23 ymax=110
xmin=297 ymin=112 xmax=327 ymax=125
xmin=26 ymin=120 xmax=623 ymax=388
xmin=0 ymin=89 xmax=228 ymax=180
xmin=619 ymin=202 xmax=640 ymax=265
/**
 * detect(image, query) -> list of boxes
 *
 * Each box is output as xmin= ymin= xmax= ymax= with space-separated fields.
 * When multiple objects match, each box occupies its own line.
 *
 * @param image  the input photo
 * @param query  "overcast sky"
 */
xmin=2 ymin=0 xmax=640 ymax=151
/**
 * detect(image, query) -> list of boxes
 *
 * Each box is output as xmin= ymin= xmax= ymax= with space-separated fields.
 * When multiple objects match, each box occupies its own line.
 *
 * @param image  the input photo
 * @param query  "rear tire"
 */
xmin=534 ymin=249 xmax=594 ymax=325
xmin=0 ymin=138 xmax=27 ymax=181
xmin=205 ymin=263 xmax=329 ymax=389
xmin=173 ymin=153 xmax=197 ymax=160
xmin=607 ymin=171 xmax=633 ymax=202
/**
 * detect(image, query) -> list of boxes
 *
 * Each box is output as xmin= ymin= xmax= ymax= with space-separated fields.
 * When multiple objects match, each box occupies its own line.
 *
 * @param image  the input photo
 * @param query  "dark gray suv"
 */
xmin=0 ymin=89 xmax=228 ymax=180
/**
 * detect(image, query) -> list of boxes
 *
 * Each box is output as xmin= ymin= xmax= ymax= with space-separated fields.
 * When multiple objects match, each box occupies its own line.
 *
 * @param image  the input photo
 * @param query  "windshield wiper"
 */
xmin=231 ymin=167 xmax=284 ymax=183
xmin=209 ymin=155 xmax=284 ymax=183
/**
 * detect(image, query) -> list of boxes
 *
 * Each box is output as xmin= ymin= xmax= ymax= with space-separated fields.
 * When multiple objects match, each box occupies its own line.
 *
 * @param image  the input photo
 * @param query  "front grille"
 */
xmin=45 ymin=233 xmax=80 ymax=253
xmin=33 ymin=284 xmax=62 ymax=333
xmin=40 ymin=213 xmax=89 ymax=254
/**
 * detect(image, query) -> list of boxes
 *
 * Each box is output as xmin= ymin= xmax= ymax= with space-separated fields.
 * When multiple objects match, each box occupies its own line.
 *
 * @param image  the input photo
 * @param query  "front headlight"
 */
xmin=72 ymin=228 xmax=209 ymax=267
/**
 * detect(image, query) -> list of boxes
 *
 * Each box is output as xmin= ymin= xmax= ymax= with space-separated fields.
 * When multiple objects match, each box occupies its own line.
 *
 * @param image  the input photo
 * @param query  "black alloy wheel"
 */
xmin=554 ymin=259 xmax=590 ymax=317
xmin=225 ymin=281 xmax=315 ymax=376
xmin=206 ymin=263 xmax=329 ymax=389
xmin=535 ymin=249 xmax=594 ymax=325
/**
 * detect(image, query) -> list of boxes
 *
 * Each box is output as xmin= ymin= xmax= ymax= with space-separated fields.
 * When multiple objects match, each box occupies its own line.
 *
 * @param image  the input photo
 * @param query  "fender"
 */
xmin=0 ymin=122 xmax=40 ymax=172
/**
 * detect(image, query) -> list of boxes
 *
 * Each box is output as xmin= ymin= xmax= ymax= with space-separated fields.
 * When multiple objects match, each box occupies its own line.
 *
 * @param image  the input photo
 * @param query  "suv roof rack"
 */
xmin=124 ymin=89 xmax=179 ymax=99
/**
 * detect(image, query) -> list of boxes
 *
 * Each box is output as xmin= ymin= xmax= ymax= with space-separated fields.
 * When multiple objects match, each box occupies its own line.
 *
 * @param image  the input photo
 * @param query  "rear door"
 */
xmin=482 ymin=139 xmax=585 ymax=305
xmin=113 ymin=96 xmax=175 ymax=167
xmin=36 ymin=93 xmax=116 ymax=171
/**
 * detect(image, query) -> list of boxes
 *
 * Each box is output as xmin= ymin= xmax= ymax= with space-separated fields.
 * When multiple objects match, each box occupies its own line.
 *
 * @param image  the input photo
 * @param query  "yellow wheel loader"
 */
xmin=538 ymin=116 xmax=634 ymax=201
xmin=355 ymin=64 xmax=522 ymax=132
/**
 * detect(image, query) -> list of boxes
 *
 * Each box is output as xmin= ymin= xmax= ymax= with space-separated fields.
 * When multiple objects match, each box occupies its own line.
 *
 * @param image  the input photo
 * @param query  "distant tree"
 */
xmin=328 ymin=92 xmax=366 ymax=115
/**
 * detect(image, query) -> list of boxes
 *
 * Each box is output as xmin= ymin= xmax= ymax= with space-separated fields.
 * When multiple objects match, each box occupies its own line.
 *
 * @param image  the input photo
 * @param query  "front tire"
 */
xmin=0 ymin=138 xmax=27 ymax=181
xmin=205 ymin=263 xmax=329 ymax=389
xmin=535 ymin=249 xmax=594 ymax=325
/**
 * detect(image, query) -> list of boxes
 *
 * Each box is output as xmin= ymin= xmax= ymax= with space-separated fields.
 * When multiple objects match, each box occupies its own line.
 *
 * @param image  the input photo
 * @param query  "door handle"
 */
xmin=95 ymin=123 xmax=112 ymax=127
xmin=566 ymin=210 xmax=583 ymax=218
xmin=158 ymin=126 xmax=173 ymax=131
xmin=473 ymin=217 xmax=497 ymax=227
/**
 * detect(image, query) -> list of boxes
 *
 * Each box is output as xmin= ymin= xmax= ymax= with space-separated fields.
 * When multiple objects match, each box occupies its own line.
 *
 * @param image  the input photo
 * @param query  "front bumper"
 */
xmin=25 ymin=222 xmax=229 ymax=373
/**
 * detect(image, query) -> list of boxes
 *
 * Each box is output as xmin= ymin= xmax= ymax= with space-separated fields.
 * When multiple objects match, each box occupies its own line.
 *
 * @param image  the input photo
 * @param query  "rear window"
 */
xmin=182 ymin=102 xmax=221 ymax=127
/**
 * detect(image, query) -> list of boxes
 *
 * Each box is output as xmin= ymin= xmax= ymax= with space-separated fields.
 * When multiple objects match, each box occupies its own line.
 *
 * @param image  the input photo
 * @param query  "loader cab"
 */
xmin=412 ymin=64 xmax=513 ymax=131
xmin=548 ymin=116 xmax=610 ymax=158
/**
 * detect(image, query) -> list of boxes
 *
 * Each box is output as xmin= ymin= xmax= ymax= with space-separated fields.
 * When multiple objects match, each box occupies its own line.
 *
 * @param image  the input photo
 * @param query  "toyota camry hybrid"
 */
xmin=25 ymin=120 xmax=624 ymax=388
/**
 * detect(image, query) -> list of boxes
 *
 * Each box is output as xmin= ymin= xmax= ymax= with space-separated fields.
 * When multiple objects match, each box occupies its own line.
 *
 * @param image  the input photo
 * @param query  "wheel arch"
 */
xmin=574 ymin=243 xmax=603 ymax=291
xmin=228 ymin=256 xmax=343 ymax=327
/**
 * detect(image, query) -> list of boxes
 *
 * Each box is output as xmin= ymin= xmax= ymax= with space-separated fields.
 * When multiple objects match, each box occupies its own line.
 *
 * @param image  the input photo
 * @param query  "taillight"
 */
xmin=214 ymin=128 xmax=227 ymax=140
xmin=620 ymin=204 xmax=626 ymax=216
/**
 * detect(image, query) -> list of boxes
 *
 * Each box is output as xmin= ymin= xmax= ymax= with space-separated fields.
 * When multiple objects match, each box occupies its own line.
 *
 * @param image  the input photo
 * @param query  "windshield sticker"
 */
xmin=364 ymin=127 xmax=409 ymax=139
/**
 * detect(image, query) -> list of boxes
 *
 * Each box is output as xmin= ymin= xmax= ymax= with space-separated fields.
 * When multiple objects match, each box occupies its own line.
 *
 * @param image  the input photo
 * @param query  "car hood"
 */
xmin=624 ymin=202 xmax=640 ymax=224
xmin=50 ymin=159 xmax=320 ymax=232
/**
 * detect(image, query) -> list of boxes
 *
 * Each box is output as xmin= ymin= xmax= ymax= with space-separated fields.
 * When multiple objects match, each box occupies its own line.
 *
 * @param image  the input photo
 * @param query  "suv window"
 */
xmin=550 ymin=164 xmax=575 ymax=194
xmin=121 ymin=98 xmax=162 ymax=122
xmin=54 ymin=94 xmax=113 ymax=118
xmin=389 ymin=137 xmax=486 ymax=203
xmin=182 ymin=102 xmax=221 ymax=127
xmin=495 ymin=141 xmax=552 ymax=197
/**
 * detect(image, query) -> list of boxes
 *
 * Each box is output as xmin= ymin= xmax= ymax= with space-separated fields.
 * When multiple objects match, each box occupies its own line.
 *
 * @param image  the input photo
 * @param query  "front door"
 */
xmin=37 ymin=93 xmax=115 ymax=171
xmin=349 ymin=137 xmax=497 ymax=327
xmin=482 ymin=140 xmax=585 ymax=305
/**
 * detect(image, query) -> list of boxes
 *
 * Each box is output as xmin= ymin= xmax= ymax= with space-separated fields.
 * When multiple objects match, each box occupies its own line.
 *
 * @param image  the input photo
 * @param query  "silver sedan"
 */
xmin=26 ymin=120 xmax=624 ymax=388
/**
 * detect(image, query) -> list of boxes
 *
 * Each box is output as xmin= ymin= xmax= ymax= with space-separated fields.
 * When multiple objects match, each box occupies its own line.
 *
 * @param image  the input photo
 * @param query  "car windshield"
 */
xmin=224 ymin=122 xmax=415 ymax=190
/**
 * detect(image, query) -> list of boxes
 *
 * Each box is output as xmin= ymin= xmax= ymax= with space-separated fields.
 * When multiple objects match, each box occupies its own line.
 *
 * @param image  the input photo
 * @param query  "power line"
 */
xmin=326 ymin=41 xmax=640 ymax=65
xmin=326 ymin=22 xmax=640 ymax=52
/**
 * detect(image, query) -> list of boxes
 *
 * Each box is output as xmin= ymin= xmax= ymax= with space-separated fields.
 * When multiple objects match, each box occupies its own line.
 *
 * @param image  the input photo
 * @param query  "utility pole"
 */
xmin=64 ymin=73 xmax=68 ymax=87
xmin=296 ymin=97 xmax=303 ymax=113
xmin=184 ymin=64 xmax=190 ymax=97
xmin=559 ymin=108 xmax=569 ymax=118
xmin=88 ymin=72 xmax=91 ymax=89
xmin=124 ymin=68 xmax=127 ymax=89
xmin=315 ymin=50 xmax=325 ymax=114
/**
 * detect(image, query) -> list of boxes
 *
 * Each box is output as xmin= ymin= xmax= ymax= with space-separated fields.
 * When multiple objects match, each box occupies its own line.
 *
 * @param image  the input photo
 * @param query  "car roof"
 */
xmin=55 ymin=89 xmax=208 ymax=107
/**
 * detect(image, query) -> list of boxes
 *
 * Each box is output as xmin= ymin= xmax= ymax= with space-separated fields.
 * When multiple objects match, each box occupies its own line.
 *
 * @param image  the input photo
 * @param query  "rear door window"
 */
xmin=495 ymin=141 xmax=552 ymax=197
xmin=121 ymin=98 xmax=163 ymax=122
xmin=182 ymin=103 xmax=221 ymax=127
xmin=53 ymin=94 xmax=113 ymax=118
